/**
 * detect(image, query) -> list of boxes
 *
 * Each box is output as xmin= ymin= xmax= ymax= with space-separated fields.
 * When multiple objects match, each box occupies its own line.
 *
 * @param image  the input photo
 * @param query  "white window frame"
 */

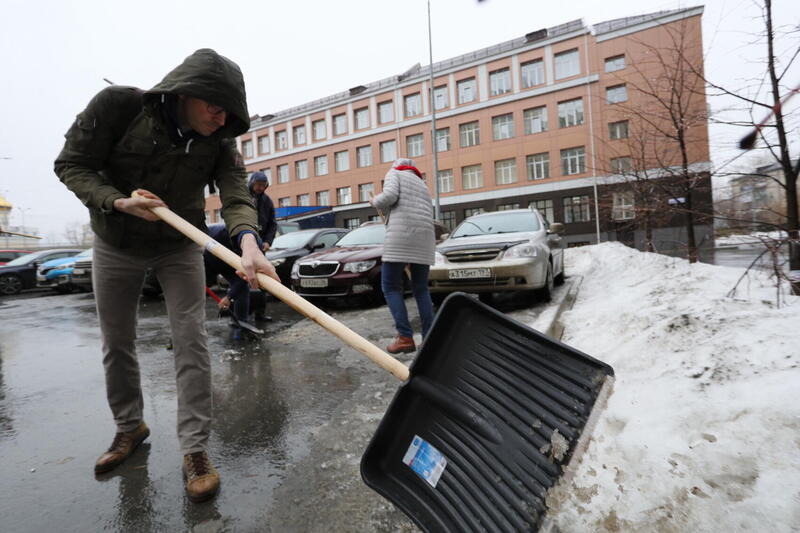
xmin=275 ymin=131 xmax=288 ymax=150
xmin=457 ymin=78 xmax=476 ymax=104
xmin=277 ymin=164 xmax=290 ymax=183
xmin=606 ymin=84 xmax=628 ymax=104
xmin=380 ymin=140 xmax=397 ymax=163
xmin=459 ymin=121 xmax=480 ymax=147
xmin=563 ymin=195 xmax=591 ymax=223
xmin=356 ymin=145 xmax=373 ymax=168
xmin=279 ymin=197 xmax=291 ymax=207
xmin=489 ymin=68 xmax=511 ymax=96
xmin=492 ymin=113 xmax=515 ymax=141
xmin=523 ymin=106 xmax=548 ymax=134
xmin=558 ymin=98 xmax=584 ymax=128
xmin=315 ymin=155 xmax=328 ymax=176
xmin=611 ymin=156 xmax=632 ymax=174
xmin=295 ymin=159 xmax=308 ymax=180
xmin=344 ymin=217 xmax=360 ymax=229
xmin=494 ymin=158 xmax=518 ymax=185
xmin=294 ymin=125 xmax=306 ymax=145
xmin=404 ymin=93 xmax=422 ymax=118
xmin=526 ymin=153 xmax=550 ymax=180
xmin=355 ymin=107 xmax=370 ymax=130
xmin=333 ymin=114 xmax=347 ymax=136
xmin=605 ymin=55 xmax=626 ymax=73
xmin=554 ymin=49 xmax=580 ymax=80
xmin=406 ymin=133 xmax=424 ymax=157
xmin=462 ymin=164 xmax=483 ymax=190
xmin=433 ymin=85 xmax=449 ymax=110
xmin=612 ymin=191 xmax=635 ymax=220
xmin=297 ymin=193 xmax=310 ymax=206
xmin=337 ymin=186 xmax=352 ymax=205
xmin=435 ymin=128 xmax=450 ymax=152
xmin=358 ymin=183 xmax=374 ymax=202
xmin=609 ymin=120 xmax=629 ymax=140
xmin=437 ymin=169 xmax=454 ymax=193
xmin=242 ymin=139 xmax=253 ymax=158
xmin=334 ymin=150 xmax=349 ymax=172
xmin=313 ymin=119 xmax=326 ymax=141
xmin=560 ymin=147 xmax=586 ymax=175
xmin=378 ymin=101 xmax=394 ymax=123
xmin=316 ymin=190 xmax=329 ymax=205
xmin=530 ymin=199 xmax=554 ymax=224
xmin=258 ymin=135 xmax=270 ymax=154
xmin=520 ymin=59 xmax=545 ymax=88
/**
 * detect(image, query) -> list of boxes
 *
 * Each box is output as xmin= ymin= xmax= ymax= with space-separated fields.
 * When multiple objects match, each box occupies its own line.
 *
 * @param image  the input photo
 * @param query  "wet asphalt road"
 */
xmin=0 ymin=287 xmax=554 ymax=532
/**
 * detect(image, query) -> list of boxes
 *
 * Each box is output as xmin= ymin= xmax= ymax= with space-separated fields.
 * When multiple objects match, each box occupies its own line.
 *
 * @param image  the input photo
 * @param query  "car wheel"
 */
xmin=55 ymin=285 xmax=74 ymax=294
xmin=535 ymin=262 xmax=554 ymax=303
xmin=0 ymin=274 xmax=23 ymax=295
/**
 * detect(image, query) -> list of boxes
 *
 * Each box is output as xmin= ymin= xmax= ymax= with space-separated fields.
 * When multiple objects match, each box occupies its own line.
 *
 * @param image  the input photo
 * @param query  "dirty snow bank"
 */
xmin=549 ymin=242 xmax=799 ymax=532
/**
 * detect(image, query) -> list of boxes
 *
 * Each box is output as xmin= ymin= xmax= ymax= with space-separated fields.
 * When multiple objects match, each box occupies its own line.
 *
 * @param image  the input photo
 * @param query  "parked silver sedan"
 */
xmin=429 ymin=208 xmax=565 ymax=303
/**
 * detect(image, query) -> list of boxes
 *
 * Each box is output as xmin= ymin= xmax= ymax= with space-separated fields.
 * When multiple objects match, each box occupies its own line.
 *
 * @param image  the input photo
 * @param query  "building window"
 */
xmin=380 ymin=140 xmax=396 ymax=163
xmin=531 ymin=199 xmax=554 ymax=224
xmin=433 ymin=85 xmax=449 ymax=110
xmin=358 ymin=183 xmax=374 ymax=202
xmin=355 ymin=107 xmax=369 ymax=130
xmin=344 ymin=217 xmax=360 ymax=230
xmin=313 ymin=119 xmax=326 ymax=141
xmin=435 ymin=128 xmax=450 ymax=152
xmin=497 ymin=203 xmax=520 ymax=211
xmin=521 ymin=59 xmax=544 ymax=88
xmin=437 ymin=169 xmax=454 ymax=193
xmin=335 ymin=150 xmax=349 ymax=172
xmin=257 ymin=136 xmax=270 ymax=154
xmin=275 ymin=131 xmax=288 ymax=150
xmin=333 ymin=114 xmax=347 ymax=136
xmin=279 ymin=197 xmax=291 ymax=207
xmin=295 ymin=159 xmax=308 ymax=180
xmin=404 ymin=93 xmax=422 ymax=118
xmin=492 ymin=113 xmax=515 ymax=140
xmin=611 ymin=156 xmax=632 ymax=174
xmin=316 ymin=190 xmax=329 ymax=205
xmin=526 ymin=153 xmax=550 ymax=180
xmin=277 ymin=164 xmax=289 ymax=183
xmin=440 ymin=211 xmax=456 ymax=231
xmin=523 ymin=106 xmax=548 ymax=134
xmin=459 ymin=121 xmax=480 ymax=147
xmin=315 ymin=155 xmax=328 ymax=176
xmin=605 ymin=55 xmax=626 ymax=73
xmin=489 ymin=68 xmax=512 ymax=96
xmin=457 ymin=78 xmax=477 ymax=104
xmin=297 ymin=193 xmax=310 ymax=206
xmin=494 ymin=158 xmax=518 ymax=185
xmin=242 ymin=139 xmax=253 ymax=158
xmin=558 ymin=98 xmax=584 ymax=128
xmin=609 ymin=120 xmax=629 ymax=140
xmin=563 ymin=195 xmax=592 ymax=223
xmin=294 ymin=125 xmax=306 ymax=145
xmin=406 ymin=134 xmax=424 ymax=157
xmin=357 ymin=145 xmax=373 ymax=167
xmin=554 ymin=49 xmax=580 ymax=80
xmin=561 ymin=147 xmax=586 ymax=175
xmin=606 ymin=84 xmax=628 ymax=104
xmin=337 ymin=186 xmax=352 ymax=205
xmin=368 ymin=215 xmax=382 ymax=223
xmin=462 ymin=164 xmax=483 ymax=190
xmin=464 ymin=207 xmax=483 ymax=217
xmin=612 ymin=191 xmax=635 ymax=220
xmin=378 ymin=101 xmax=394 ymax=123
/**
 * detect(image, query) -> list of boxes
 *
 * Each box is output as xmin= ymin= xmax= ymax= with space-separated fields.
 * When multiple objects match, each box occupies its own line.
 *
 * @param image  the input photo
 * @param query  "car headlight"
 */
xmin=291 ymin=262 xmax=301 ymax=277
xmin=271 ymin=258 xmax=286 ymax=267
xmin=63 ymin=262 xmax=76 ymax=269
xmin=434 ymin=251 xmax=445 ymax=265
xmin=504 ymin=243 xmax=538 ymax=259
xmin=342 ymin=260 xmax=376 ymax=273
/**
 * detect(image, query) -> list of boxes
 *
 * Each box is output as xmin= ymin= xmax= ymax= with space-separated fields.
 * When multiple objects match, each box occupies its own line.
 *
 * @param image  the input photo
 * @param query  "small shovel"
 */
xmin=137 ymin=193 xmax=614 ymax=532
xmin=204 ymin=286 xmax=264 ymax=336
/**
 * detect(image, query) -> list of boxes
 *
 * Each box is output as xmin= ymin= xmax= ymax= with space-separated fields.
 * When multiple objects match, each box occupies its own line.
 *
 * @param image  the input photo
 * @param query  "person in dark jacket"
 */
xmin=54 ymin=48 xmax=279 ymax=503
xmin=247 ymin=171 xmax=277 ymax=252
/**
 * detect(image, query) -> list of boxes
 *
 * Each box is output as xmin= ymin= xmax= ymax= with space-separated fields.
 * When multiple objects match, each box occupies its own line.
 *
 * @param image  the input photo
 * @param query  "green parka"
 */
xmin=55 ymin=48 xmax=257 ymax=254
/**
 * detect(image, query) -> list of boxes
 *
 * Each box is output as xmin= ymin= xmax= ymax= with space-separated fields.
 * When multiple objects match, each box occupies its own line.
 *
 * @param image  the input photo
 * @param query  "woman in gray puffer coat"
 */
xmin=370 ymin=158 xmax=435 ymax=354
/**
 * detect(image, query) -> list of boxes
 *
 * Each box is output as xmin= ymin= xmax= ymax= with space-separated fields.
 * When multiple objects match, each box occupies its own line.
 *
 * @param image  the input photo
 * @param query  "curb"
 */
xmin=544 ymin=275 xmax=583 ymax=340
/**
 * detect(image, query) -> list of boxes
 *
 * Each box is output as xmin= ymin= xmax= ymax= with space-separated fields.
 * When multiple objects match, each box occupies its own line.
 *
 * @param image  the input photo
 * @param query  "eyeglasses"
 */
xmin=207 ymin=103 xmax=226 ymax=116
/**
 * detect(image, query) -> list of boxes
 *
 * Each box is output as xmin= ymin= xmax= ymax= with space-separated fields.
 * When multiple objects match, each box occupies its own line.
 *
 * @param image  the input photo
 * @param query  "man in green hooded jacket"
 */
xmin=55 ymin=49 xmax=278 ymax=503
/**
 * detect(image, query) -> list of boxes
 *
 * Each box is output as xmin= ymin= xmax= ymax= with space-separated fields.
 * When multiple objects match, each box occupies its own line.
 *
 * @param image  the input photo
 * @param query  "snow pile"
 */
xmin=548 ymin=243 xmax=799 ymax=532
xmin=716 ymin=230 xmax=788 ymax=247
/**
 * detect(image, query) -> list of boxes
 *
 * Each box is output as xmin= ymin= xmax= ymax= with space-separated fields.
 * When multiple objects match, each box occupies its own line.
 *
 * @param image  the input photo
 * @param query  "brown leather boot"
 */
xmin=94 ymin=422 xmax=150 ymax=474
xmin=183 ymin=451 xmax=220 ymax=503
xmin=386 ymin=335 xmax=416 ymax=354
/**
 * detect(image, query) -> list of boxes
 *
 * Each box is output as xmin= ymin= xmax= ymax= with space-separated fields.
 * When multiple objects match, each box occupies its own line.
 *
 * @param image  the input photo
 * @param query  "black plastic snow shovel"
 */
xmin=137 ymin=194 xmax=614 ymax=532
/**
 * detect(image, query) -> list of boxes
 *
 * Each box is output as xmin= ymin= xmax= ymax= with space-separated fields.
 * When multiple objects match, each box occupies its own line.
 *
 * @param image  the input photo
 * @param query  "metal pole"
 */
xmin=583 ymin=32 xmax=601 ymax=243
xmin=427 ymin=0 xmax=441 ymax=220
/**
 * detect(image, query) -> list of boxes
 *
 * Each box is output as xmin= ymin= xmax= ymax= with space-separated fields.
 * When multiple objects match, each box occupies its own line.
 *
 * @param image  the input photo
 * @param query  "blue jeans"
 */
xmin=381 ymin=262 xmax=434 ymax=339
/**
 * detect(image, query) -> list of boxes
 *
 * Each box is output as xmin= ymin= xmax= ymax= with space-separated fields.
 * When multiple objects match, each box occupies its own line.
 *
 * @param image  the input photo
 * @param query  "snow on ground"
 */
xmin=546 ymin=242 xmax=799 ymax=533
xmin=716 ymin=230 xmax=789 ymax=247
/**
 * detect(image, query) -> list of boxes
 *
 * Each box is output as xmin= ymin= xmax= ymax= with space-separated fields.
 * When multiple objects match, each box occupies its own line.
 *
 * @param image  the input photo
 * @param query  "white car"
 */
xmin=429 ymin=208 xmax=565 ymax=303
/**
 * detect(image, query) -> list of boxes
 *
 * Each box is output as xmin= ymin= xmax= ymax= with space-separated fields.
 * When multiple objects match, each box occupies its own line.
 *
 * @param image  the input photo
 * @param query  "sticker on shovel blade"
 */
xmin=402 ymin=435 xmax=447 ymax=488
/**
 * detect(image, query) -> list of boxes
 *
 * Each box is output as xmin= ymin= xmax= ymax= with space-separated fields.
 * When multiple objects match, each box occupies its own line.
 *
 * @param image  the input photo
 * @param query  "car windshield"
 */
xmin=271 ymin=231 xmax=315 ymax=250
xmin=334 ymin=225 xmax=385 ymax=246
xmin=4 ymin=250 xmax=48 ymax=266
xmin=450 ymin=212 xmax=541 ymax=238
xmin=77 ymin=249 xmax=92 ymax=258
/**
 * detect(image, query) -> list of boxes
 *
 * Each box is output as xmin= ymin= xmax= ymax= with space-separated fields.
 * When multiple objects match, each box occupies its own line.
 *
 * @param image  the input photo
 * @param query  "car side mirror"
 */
xmin=548 ymin=222 xmax=565 ymax=235
xmin=438 ymin=233 xmax=450 ymax=242
xmin=309 ymin=242 xmax=325 ymax=251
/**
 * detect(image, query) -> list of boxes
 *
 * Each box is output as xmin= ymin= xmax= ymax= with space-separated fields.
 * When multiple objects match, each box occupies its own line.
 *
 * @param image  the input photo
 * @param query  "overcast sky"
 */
xmin=1 ymin=0 xmax=798 ymax=241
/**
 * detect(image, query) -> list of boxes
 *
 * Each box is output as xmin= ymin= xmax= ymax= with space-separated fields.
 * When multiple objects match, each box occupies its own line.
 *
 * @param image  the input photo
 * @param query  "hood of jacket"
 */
xmin=144 ymin=48 xmax=250 ymax=138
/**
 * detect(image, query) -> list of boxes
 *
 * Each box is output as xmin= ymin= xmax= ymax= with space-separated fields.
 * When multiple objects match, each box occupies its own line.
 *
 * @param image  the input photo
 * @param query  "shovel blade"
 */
xmin=361 ymin=293 xmax=614 ymax=532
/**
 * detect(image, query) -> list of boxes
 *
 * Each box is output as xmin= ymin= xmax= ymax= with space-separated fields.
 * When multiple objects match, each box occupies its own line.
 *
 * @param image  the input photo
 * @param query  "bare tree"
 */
xmin=62 ymin=220 xmax=93 ymax=247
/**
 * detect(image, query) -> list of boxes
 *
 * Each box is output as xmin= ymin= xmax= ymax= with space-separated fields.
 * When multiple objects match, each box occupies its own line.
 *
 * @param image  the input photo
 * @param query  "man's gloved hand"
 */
xmin=238 ymin=233 xmax=280 ymax=288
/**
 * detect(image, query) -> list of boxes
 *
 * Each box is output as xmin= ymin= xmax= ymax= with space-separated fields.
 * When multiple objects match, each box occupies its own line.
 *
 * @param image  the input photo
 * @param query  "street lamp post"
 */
xmin=427 ymin=0 xmax=441 ymax=221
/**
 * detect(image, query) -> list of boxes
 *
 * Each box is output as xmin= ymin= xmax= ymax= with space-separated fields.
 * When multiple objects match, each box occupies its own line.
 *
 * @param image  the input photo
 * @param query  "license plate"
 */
xmin=300 ymin=278 xmax=328 ymax=288
xmin=448 ymin=268 xmax=492 ymax=280
xmin=73 ymin=268 xmax=85 ymax=275
xmin=36 ymin=274 xmax=46 ymax=281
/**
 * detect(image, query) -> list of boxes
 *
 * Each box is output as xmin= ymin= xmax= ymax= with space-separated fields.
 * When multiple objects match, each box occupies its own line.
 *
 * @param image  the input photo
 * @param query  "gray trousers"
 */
xmin=93 ymin=236 xmax=211 ymax=455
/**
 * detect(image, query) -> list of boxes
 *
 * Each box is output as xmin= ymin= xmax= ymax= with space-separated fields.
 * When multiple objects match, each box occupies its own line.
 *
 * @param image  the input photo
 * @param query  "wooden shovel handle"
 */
xmin=133 ymin=192 xmax=410 ymax=381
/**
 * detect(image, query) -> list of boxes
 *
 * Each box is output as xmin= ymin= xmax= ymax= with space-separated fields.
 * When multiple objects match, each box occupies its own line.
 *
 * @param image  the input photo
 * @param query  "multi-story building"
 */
xmin=207 ymin=6 xmax=712 ymax=251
